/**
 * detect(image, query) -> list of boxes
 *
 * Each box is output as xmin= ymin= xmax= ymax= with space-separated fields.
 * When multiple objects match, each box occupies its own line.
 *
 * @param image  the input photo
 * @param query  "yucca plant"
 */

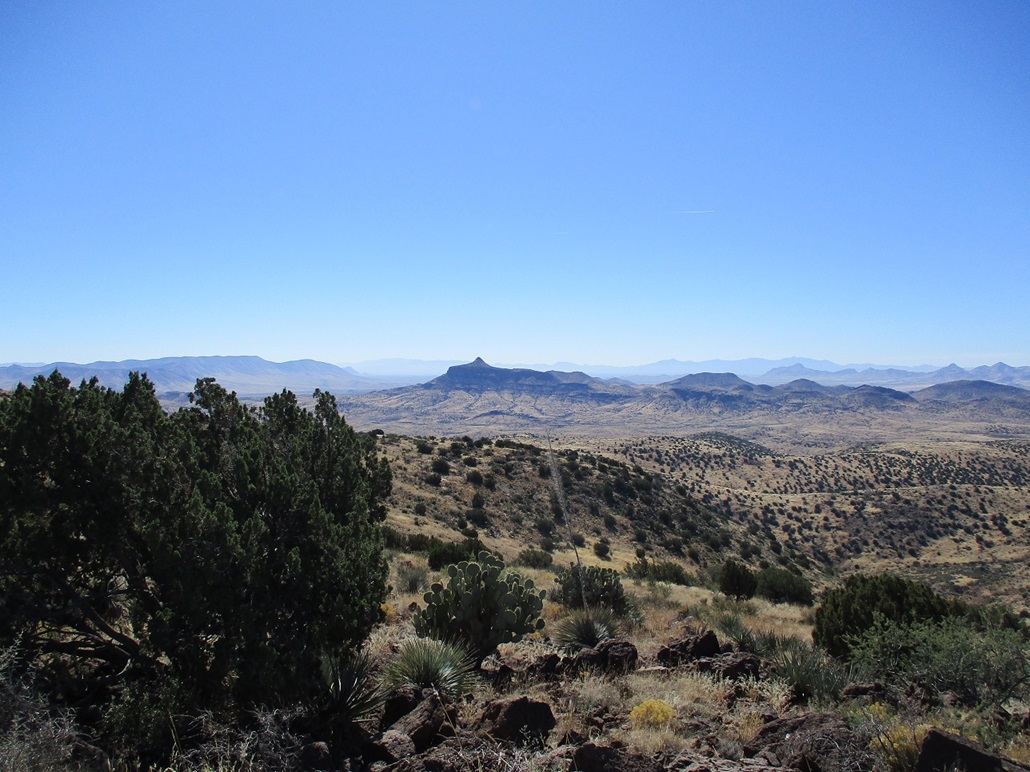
xmin=322 ymin=649 xmax=384 ymax=723
xmin=552 ymin=608 xmax=620 ymax=652
xmin=383 ymin=638 xmax=476 ymax=702
xmin=715 ymin=613 xmax=758 ymax=652
xmin=774 ymin=643 xmax=849 ymax=706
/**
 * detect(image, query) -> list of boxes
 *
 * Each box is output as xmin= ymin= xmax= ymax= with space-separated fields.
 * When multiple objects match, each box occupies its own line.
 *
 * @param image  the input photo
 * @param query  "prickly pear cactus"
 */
xmin=414 ymin=551 xmax=546 ymax=662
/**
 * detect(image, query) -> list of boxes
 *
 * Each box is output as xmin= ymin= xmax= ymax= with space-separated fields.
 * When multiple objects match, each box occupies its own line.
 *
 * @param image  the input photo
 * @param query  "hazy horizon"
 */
xmin=3 ymin=3 xmax=1027 ymax=366
xmin=3 ymin=353 xmax=1026 ymax=375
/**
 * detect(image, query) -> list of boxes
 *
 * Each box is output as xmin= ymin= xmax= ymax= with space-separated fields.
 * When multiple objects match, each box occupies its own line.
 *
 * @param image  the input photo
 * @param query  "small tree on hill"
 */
xmin=719 ymin=559 xmax=757 ymax=600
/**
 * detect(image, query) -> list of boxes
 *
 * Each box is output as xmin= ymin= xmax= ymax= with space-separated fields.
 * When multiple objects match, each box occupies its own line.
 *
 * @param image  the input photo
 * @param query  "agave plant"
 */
xmin=552 ymin=608 xmax=620 ymax=652
xmin=383 ymin=638 xmax=476 ymax=702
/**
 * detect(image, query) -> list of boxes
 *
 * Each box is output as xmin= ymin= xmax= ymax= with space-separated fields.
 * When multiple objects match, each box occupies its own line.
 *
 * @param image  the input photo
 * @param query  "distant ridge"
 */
xmin=0 ymin=356 xmax=415 ymax=397
xmin=343 ymin=356 xmax=1029 ymax=389
xmin=914 ymin=379 xmax=1030 ymax=403
xmin=336 ymin=359 xmax=1030 ymax=444
xmin=429 ymin=357 xmax=608 ymax=392
xmin=4 ymin=356 xmax=1029 ymax=407
xmin=757 ymin=361 xmax=1030 ymax=390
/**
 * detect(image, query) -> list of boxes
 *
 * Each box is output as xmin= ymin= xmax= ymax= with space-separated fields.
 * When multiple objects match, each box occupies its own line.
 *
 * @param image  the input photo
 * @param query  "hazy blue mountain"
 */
xmin=344 ymin=358 xmax=465 ymax=378
xmin=0 ymin=356 xmax=412 ymax=396
xmin=348 ymin=356 xmax=938 ymax=382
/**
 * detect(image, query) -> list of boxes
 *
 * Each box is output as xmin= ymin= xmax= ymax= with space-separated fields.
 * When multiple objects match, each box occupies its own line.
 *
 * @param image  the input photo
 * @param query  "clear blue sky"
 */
xmin=2 ymin=1 xmax=1028 ymax=367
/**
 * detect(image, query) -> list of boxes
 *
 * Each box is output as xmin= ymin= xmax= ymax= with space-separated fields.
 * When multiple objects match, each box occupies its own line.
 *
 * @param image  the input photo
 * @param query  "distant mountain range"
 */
xmin=756 ymin=361 xmax=1030 ymax=389
xmin=4 ymin=355 xmax=1028 ymax=395
xmin=4 ymin=356 xmax=1029 ymax=448
xmin=0 ymin=356 xmax=412 ymax=397
xmin=333 ymin=358 xmax=1030 ymax=444
xmin=345 ymin=356 xmax=946 ymax=382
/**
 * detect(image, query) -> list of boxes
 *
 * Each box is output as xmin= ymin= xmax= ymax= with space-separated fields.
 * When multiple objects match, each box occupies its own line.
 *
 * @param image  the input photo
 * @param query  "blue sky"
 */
xmin=2 ymin=1 xmax=1028 ymax=368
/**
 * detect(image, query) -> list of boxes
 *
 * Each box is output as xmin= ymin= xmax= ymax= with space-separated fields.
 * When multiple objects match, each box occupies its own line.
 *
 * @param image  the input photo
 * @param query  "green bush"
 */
xmin=593 ymin=540 xmax=611 ymax=559
xmin=0 ymin=374 xmax=391 ymax=760
xmin=552 ymin=565 xmax=630 ymax=616
xmin=426 ymin=537 xmax=487 ymax=570
xmin=813 ymin=572 xmax=952 ymax=658
xmin=755 ymin=567 xmax=813 ymax=606
xmin=414 ymin=552 xmax=546 ymax=662
xmin=719 ymin=559 xmax=757 ymax=600
xmin=382 ymin=638 xmax=475 ymax=702
xmin=848 ymin=616 xmax=1029 ymax=707
xmin=513 ymin=548 xmax=554 ymax=569
xmin=396 ymin=561 xmax=429 ymax=594
xmin=626 ymin=557 xmax=694 ymax=586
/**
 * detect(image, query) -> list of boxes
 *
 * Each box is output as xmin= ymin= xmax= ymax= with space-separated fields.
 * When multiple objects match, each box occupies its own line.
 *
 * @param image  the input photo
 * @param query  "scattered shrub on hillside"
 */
xmin=848 ymin=615 xmax=1030 ymax=707
xmin=383 ymin=525 xmax=407 ymax=550
xmin=514 ymin=548 xmax=554 ymax=569
xmin=426 ymin=537 xmax=488 ymax=571
xmin=431 ymin=458 xmax=451 ymax=475
xmin=813 ymin=573 xmax=952 ymax=658
xmin=552 ymin=565 xmax=630 ymax=616
xmin=593 ymin=540 xmax=611 ymax=560
xmin=404 ymin=532 xmax=436 ymax=553
xmin=755 ymin=567 xmax=813 ymax=606
xmin=626 ymin=556 xmax=694 ymax=586
xmin=719 ymin=559 xmax=757 ymax=600
xmin=396 ymin=561 xmax=429 ymax=594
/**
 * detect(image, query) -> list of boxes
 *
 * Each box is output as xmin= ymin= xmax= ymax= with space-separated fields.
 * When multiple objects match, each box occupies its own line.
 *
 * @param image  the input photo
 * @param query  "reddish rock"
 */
xmin=571 ymin=742 xmax=665 ymax=772
xmin=565 ymin=638 xmax=639 ymax=675
xmin=656 ymin=630 xmax=722 ymax=666
xmin=690 ymin=652 xmax=761 ymax=681
xmin=744 ymin=712 xmax=875 ymax=772
xmin=364 ymin=729 xmax=415 ymax=764
xmin=477 ymin=695 xmax=556 ymax=746
xmin=381 ymin=684 xmax=424 ymax=728
xmin=389 ymin=692 xmax=456 ymax=752
xmin=914 ymin=727 xmax=1030 ymax=772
